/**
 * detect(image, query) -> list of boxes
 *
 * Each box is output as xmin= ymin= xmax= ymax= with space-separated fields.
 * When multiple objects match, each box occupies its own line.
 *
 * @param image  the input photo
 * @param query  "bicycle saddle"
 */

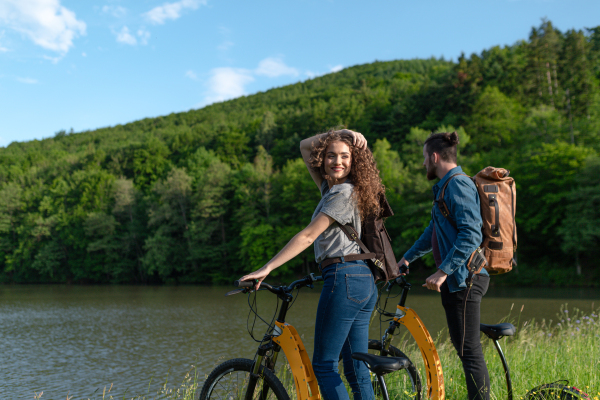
xmin=351 ymin=353 xmax=410 ymax=376
xmin=480 ymin=323 xmax=516 ymax=340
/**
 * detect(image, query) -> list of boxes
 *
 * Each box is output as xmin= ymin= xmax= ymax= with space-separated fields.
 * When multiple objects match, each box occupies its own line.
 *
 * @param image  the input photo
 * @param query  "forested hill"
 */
xmin=1 ymin=20 xmax=599 ymax=285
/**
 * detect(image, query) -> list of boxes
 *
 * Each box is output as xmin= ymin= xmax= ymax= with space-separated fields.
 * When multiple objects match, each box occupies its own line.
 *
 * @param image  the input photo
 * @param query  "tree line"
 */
xmin=1 ymin=20 xmax=598 ymax=286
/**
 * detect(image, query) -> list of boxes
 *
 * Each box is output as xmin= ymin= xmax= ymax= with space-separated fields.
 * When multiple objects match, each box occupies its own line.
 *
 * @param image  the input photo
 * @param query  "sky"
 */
xmin=0 ymin=0 xmax=599 ymax=146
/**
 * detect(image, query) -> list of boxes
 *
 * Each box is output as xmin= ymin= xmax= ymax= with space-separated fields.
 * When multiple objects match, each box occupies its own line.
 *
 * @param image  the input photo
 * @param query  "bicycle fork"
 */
xmin=248 ymin=321 xmax=320 ymax=400
xmin=247 ymin=341 xmax=281 ymax=400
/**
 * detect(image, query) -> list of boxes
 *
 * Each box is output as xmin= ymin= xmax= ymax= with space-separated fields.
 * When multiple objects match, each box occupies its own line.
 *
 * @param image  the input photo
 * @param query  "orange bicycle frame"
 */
xmin=272 ymin=321 xmax=321 ymax=400
xmin=394 ymin=305 xmax=445 ymax=400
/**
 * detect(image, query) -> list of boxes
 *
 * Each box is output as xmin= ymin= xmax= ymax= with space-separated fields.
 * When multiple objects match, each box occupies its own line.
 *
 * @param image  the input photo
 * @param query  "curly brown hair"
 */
xmin=309 ymin=130 xmax=385 ymax=218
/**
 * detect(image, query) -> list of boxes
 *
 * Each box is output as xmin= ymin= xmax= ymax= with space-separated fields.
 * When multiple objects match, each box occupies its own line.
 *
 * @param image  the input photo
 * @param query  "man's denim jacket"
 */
xmin=403 ymin=166 xmax=487 ymax=293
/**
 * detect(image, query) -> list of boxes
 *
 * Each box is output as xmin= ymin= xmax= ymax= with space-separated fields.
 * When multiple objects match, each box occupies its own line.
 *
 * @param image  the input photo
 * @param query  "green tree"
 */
xmin=143 ymin=168 xmax=193 ymax=281
xmin=188 ymin=148 xmax=233 ymax=282
xmin=515 ymin=142 xmax=593 ymax=272
xmin=467 ymin=86 xmax=523 ymax=150
xmin=255 ymin=111 xmax=277 ymax=152
xmin=558 ymin=155 xmax=600 ymax=276
xmin=133 ymin=135 xmax=170 ymax=190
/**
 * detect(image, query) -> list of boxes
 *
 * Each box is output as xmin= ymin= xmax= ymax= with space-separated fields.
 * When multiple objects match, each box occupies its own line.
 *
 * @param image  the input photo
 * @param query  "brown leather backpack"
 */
xmin=320 ymin=194 xmax=400 ymax=282
xmin=437 ymin=167 xmax=517 ymax=275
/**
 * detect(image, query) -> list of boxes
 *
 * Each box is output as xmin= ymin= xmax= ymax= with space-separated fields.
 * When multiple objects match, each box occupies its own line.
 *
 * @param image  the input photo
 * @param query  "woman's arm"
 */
xmin=239 ymin=212 xmax=335 ymax=289
xmin=299 ymin=129 xmax=368 ymax=190
xmin=300 ymin=132 xmax=328 ymax=189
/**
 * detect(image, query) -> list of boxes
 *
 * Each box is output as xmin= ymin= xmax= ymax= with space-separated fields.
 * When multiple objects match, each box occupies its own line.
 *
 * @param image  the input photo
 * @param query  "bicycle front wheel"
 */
xmin=368 ymin=339 xmax=422 ymax=400
xmin=199 ymin=358 xmax=290 ymax=400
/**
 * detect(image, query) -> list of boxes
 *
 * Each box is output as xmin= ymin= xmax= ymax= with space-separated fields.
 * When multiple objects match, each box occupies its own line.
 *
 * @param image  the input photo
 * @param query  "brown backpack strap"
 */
xmin=510 ymin=182 xmax=516 ymax=249
xmin=338 ymin=224 xmax=385 ymax=270
xmin=436 ymin=173 xmax=469 ymax=230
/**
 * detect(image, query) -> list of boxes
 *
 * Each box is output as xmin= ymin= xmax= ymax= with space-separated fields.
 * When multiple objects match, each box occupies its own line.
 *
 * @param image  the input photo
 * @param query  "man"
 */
xmin=398 ymin=131 xmax=490 ymax=400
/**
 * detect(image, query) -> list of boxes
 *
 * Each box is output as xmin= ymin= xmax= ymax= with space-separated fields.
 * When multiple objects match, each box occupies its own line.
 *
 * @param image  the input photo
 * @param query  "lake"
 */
xmin=0 ymin=283 xmax=597 ymax=399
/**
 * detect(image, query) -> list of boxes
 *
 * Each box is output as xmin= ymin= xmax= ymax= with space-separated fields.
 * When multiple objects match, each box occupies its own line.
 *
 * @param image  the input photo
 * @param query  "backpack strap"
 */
xmin=338 ymin=224 xmax=382 ymax=269
xmin=510 ymin=182 xmax=516 ymax=249
xmin=435 ymin=173 xmax=469 ymax=230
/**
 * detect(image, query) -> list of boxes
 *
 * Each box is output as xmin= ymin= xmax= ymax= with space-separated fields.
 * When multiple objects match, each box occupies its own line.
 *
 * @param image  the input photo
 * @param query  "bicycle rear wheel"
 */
xmin=368 ymin=339 xmax=422 ymax=400
xmin=199 ymin=358 xmax=290 ymax=400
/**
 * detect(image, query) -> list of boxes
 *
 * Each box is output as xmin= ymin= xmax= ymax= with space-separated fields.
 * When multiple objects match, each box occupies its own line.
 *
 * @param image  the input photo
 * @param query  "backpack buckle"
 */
xmin=374 ymin=259 xmax=383 ymax=269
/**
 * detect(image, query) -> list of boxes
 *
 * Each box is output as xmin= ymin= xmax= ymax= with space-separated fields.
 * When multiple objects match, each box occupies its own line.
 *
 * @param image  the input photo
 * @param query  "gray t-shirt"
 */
xmin=311 ymin=180 xmax=361 ymax=264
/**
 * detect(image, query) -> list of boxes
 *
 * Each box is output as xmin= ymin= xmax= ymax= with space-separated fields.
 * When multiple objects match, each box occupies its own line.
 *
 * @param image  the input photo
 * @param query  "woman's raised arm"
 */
xmin=300 ymin=133 xmax=328 ymax=189
xmin=300 ymin=129 xmax=368 ymax=190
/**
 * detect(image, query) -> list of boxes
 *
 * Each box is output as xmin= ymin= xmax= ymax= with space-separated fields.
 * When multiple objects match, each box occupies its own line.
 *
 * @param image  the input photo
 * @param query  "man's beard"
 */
xmin=426 ymin=163 xmax=437 ymax=181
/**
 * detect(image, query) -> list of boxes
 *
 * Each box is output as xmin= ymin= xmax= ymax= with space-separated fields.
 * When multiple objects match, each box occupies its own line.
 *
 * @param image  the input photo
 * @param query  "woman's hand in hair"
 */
xmin=336 ymin=129 xmax=367 ymax=150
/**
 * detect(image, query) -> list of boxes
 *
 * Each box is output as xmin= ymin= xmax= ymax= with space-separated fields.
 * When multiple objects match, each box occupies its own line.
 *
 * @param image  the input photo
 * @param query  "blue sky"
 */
xmin=0 ymin=0 xmax=598 ymax=146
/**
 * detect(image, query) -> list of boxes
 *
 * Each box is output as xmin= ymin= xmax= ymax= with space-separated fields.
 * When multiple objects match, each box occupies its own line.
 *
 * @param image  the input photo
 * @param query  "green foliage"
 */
xmin=0 ymin=20 xmax=599 ymax=284
xmin=467 ymin=86 xmax=523 ymax=150
xmin=558 ymin=156 xmax=600 ymax=265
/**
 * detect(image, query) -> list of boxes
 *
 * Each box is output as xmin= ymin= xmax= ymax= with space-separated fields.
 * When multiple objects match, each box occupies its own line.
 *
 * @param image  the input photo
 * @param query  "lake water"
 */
xmin=0 ymin=283 xmax=597 ymax=400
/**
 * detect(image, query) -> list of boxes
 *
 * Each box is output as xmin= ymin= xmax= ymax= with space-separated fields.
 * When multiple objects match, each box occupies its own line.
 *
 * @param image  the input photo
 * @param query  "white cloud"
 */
xmin=0 ymin=0 xmax=86 ymax=53
xmin=255 ymin=57 xmax=299 ymax=78
xmin=198 ymin=56 xmax=305 ymax=106
xmin=203 ymin=67 xmax=254 ymax=105
xmin=102 ymin=5 xmax=127 ymax=18
xmin=43 ymin=54 xmax=62 ymax=63
xmin=144 ymin=0 xmax=207 ymax=25
xmin=217 ymin=26 xmax=233 ymax=52
xmin=0 ymin=30 xmax=8 ymax=52
xmin=185 ymin=70 xmax=198 ymax=80
xmin=115 ymin=27 xmax=151 ymax=46
xmin=17 ymin=77 xmax=38 ymax=84
xmin=303 ymin=65 xmax=343 ymax=80
xmin=137 ymin=29 xmax=150 ymax=45
xmin=217 ymin=40 xmax=233 ymax=52
xmin=116 ymin=26 xmax=137 ymax=45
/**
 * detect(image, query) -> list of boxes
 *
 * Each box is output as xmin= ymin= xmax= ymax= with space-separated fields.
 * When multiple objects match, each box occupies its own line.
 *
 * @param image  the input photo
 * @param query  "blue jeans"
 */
xmin=313 ymin=260 xmax=378 ymax=400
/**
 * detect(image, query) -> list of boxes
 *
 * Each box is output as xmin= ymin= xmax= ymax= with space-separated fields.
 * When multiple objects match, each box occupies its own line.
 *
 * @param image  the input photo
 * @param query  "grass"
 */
xmin=42 ymin=304 xmax=598 ymax=400
xmin=384 ymin=304 xmax=600 ymax=400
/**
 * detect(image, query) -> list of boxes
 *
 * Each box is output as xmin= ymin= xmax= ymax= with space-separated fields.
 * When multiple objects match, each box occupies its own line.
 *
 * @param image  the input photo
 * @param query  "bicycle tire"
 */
xmin=368 ymin=339 xmax=422 ymax=400
xmin=199 ymin=358 xmax=291 ymax=400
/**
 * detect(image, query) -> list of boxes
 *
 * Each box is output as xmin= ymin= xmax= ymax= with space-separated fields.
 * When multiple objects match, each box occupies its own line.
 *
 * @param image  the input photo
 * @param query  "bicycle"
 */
xmin=199 ymin=273 xmax=420 ymax=400
xmin=200 ymin=267 xmax=593 ymax=400
xmin=372 ymin=272 xmax=518 ymax=400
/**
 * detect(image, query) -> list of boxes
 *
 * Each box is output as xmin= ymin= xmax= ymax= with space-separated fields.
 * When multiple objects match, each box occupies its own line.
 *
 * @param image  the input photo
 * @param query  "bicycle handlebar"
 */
xmin=234 ymin=273 xmax=322 ymax=295
xmin=234 ymin=280 xmax=256 ymax=288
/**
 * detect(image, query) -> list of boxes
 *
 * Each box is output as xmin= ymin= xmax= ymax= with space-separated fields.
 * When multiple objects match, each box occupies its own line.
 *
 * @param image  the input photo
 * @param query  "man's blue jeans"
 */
xmin=312 ymin=260 xmax=377 ymax=400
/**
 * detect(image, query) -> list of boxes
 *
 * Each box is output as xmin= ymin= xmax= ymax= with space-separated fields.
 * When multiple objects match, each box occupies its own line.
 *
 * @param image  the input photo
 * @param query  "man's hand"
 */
xmin=398 ymin=257 xmax=409 ymax=275
xmin=423 ymin=269 xmax=448 ymax=292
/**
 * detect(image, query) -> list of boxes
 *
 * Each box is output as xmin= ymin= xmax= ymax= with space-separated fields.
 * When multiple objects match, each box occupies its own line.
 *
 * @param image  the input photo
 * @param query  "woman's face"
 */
xmin=324 ymin=141 xmax=352 ymax=183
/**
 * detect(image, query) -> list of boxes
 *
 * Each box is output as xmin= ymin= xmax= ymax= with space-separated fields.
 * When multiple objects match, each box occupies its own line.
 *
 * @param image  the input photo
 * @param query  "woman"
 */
xmin=240 ymin=129 xmax=385 ymax=400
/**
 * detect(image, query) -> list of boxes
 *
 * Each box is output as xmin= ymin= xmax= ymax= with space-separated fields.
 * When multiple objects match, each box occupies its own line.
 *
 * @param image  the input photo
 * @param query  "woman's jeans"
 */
xmin=441 ymin=274 xmax=491 ymax=400
xmin=312 ymin=260 xmax=378 ymax=400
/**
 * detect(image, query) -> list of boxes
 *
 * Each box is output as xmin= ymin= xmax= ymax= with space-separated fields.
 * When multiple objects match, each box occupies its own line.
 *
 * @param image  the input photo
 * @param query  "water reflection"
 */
xmin=0 ymin=284 xmax=596 ymax=399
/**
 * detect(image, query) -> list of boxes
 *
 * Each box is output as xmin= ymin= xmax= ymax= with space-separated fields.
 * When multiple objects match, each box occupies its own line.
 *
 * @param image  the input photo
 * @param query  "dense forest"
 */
xmin=1 ymin=20 xmax=599 ymax=286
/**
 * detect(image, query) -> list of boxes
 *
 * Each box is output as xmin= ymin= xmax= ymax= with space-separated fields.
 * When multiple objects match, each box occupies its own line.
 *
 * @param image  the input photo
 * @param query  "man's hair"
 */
xmin=424 ymin=131 xmax=460 ymax=163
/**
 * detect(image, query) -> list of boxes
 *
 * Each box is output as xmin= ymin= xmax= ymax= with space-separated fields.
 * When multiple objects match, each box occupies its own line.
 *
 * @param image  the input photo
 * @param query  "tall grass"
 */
xmin=386 ymin=304 xmax=599 ymax=400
